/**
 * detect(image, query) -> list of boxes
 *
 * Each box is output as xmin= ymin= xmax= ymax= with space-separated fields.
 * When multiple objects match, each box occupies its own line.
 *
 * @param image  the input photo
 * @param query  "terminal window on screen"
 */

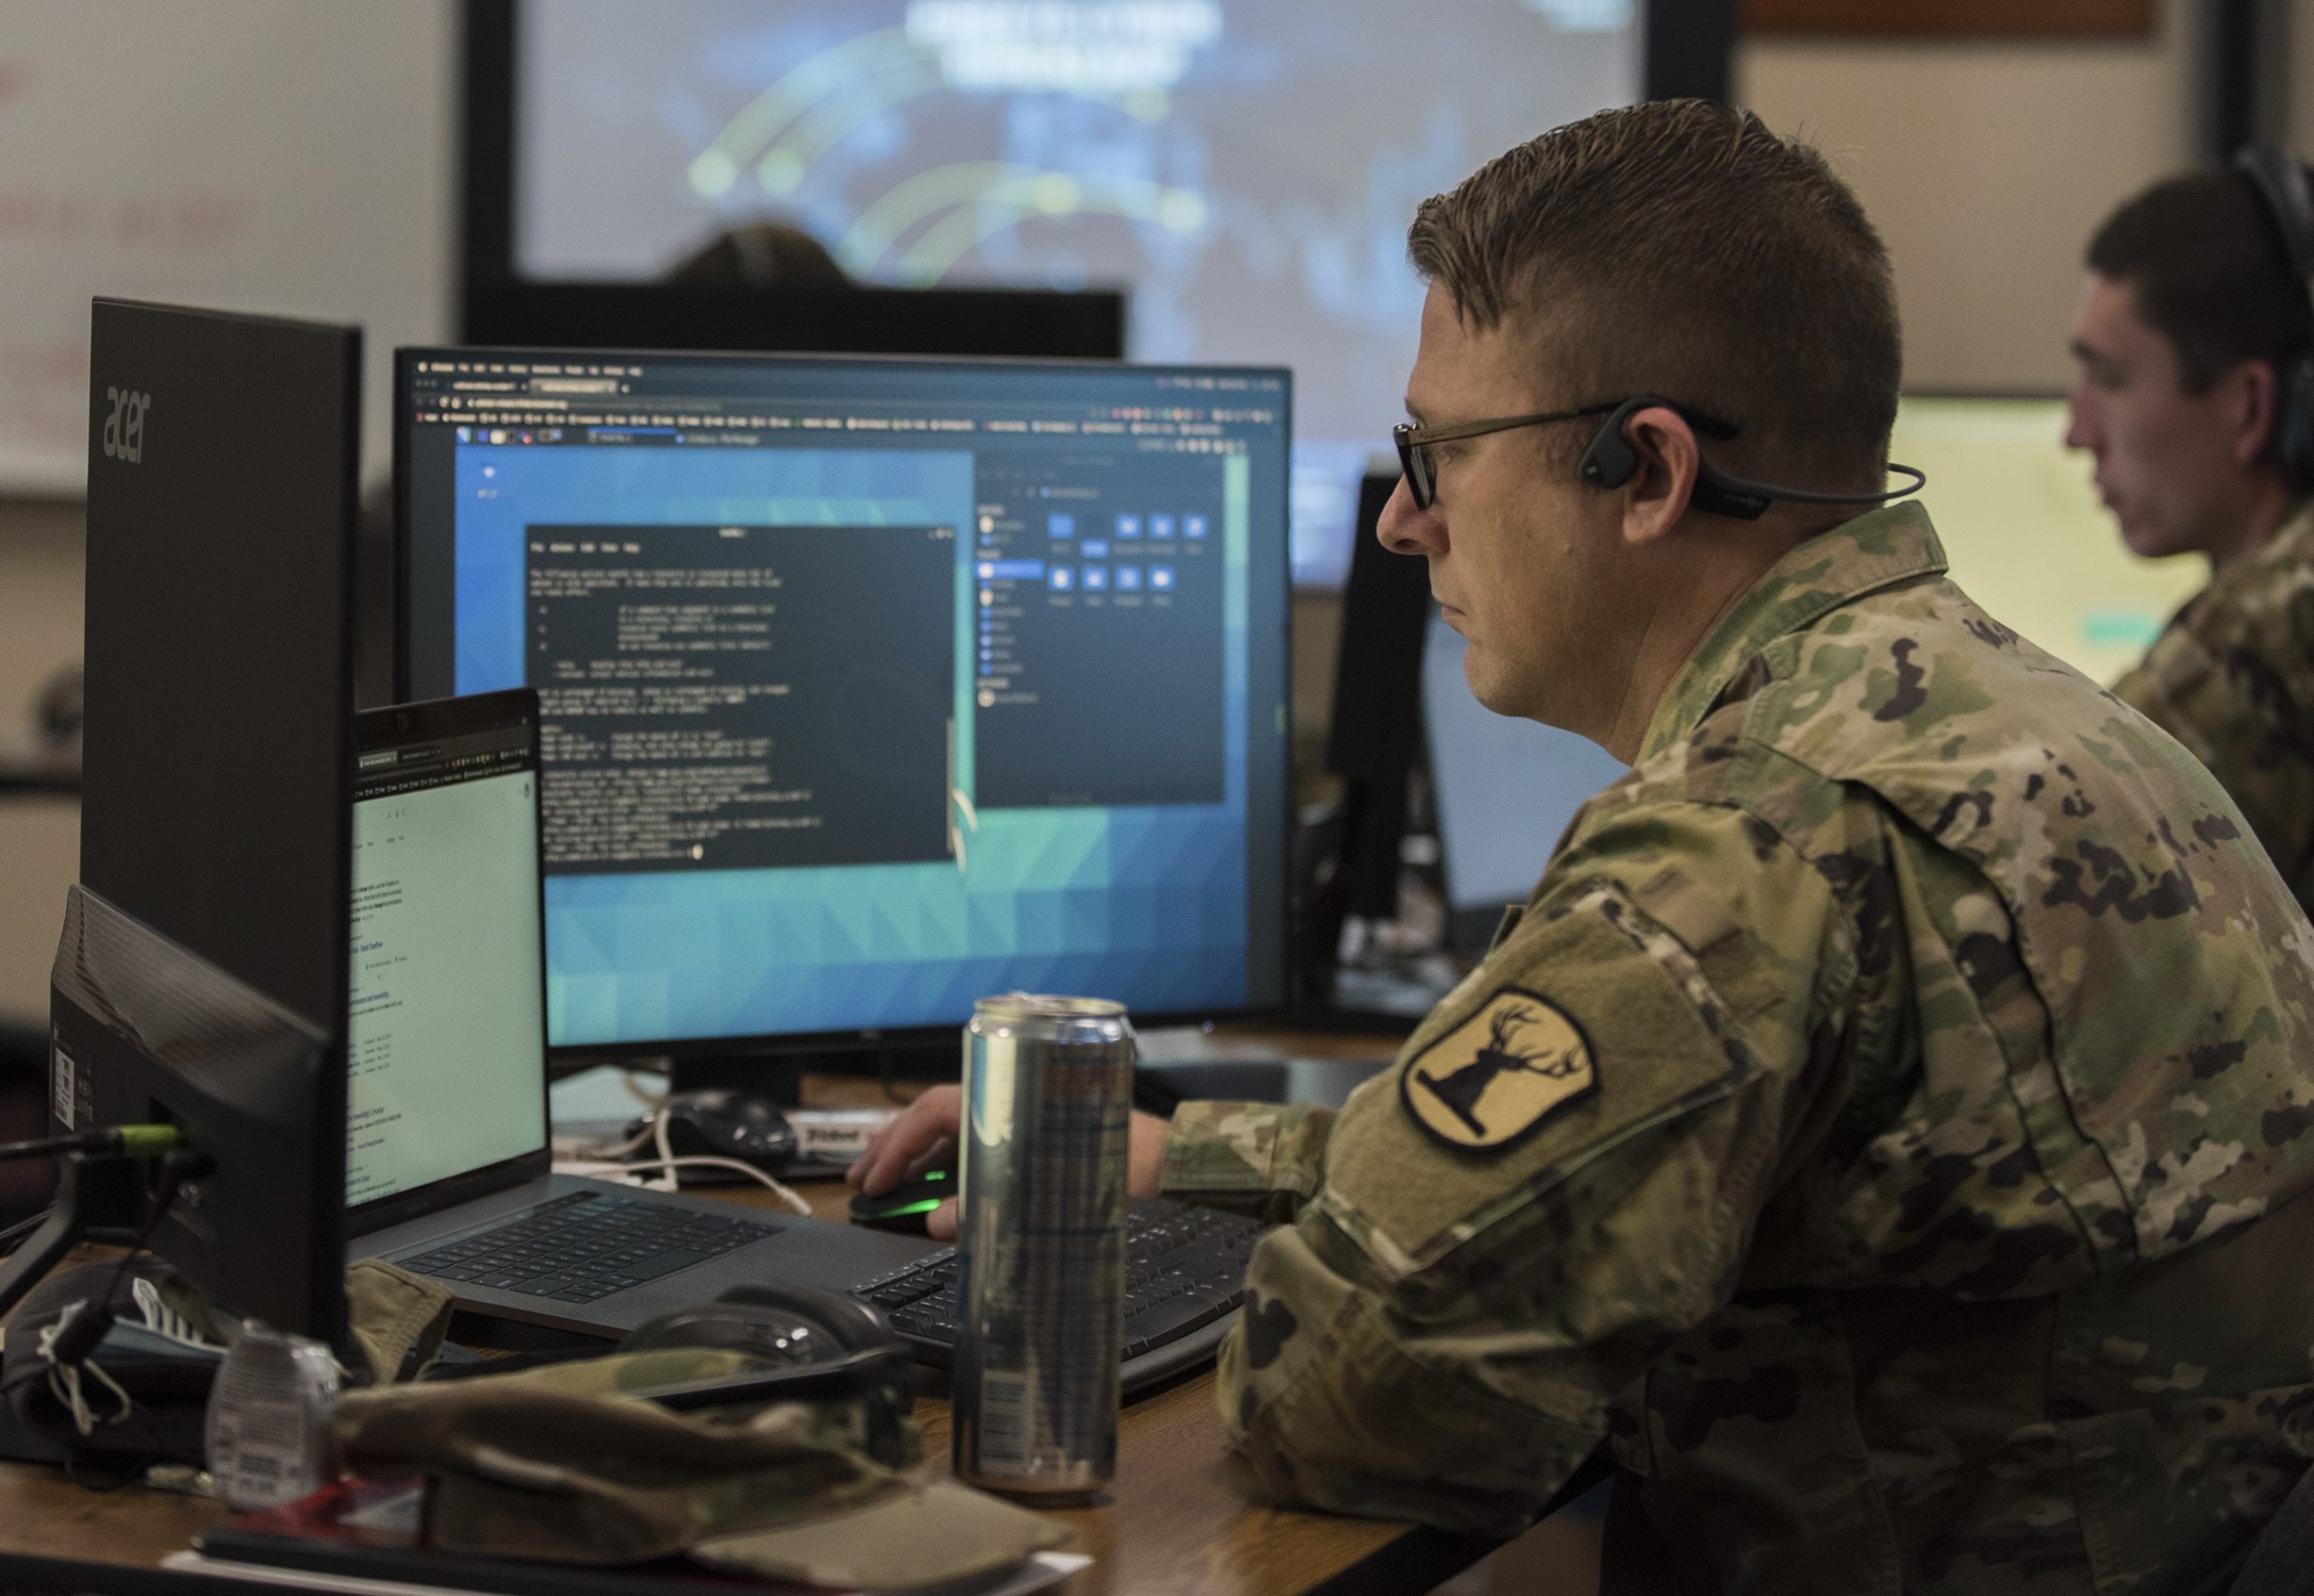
xmin=521 ymin=503 xmax=1228 ymax=883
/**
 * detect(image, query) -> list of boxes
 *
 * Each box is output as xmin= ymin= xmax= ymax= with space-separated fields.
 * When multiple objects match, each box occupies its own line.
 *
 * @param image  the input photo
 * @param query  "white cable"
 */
xmin=563 ymin=1111 xmax=660 ymax=1164
xmin=553 ymin=1155 xmax=812 ymax=1216
xmin=37 ymin=1308 xmax=133 ymax=1436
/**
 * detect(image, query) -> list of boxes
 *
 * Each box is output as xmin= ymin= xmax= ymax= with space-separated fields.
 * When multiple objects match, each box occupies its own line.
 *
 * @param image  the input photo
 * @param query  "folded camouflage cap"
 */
xmin=161 ymin=1258 xmax=455 ymax=1388
xmin=334 ymin=1347 xmax=1064 ymax=1587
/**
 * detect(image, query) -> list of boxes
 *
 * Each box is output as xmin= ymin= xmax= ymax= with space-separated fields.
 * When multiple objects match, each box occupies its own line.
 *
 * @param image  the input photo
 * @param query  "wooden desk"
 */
xmin=0 ymin=1032 xmax=1493 ymax=1595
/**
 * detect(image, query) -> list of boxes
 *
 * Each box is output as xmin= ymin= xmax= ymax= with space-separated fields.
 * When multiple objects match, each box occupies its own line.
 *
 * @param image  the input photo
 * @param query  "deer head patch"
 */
xmin=1400 ymin=986 xmax=1597 ymax=1151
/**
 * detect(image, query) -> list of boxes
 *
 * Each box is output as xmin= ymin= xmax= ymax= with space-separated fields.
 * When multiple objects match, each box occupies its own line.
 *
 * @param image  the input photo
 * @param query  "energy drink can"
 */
xmin=951 ymin=992 xmax=1133 ymax=1496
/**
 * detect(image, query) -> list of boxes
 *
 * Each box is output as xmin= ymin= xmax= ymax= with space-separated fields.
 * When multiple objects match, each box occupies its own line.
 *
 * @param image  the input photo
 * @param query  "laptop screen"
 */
xmin=347 ymin=694 xmax=549 ymax=1208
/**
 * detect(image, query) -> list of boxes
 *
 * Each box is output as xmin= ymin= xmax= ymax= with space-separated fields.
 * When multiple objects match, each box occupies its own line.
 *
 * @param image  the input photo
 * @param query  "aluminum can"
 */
xmin=951 ymin=992 xmax=1133 ymax=1496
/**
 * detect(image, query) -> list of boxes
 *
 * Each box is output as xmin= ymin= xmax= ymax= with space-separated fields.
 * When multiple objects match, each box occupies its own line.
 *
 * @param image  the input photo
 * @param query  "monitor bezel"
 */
xmin=343 ymin=687 xmax=553 ymax=1238
xmin=457 ymin=0 xmax=1733 ymax=336
xmin=393 ymin=342 xmax=1297 ymax=1067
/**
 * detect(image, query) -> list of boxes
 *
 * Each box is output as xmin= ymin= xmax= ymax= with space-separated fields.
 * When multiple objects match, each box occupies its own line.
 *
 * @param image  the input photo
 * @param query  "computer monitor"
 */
xmin=61 ymin=298 xmax=360 ymax=1343
xmin=1325 ymin=475 xmax=1432 ymax=924
xmin=1889 ymin=393 xmax=2202 ymax=684
xmin=1423 ymin=612 xmax=1627 ymax=947
xmin=462 ymin=282 xmax=1129 ymax=363
xmin=396 ymin=347 xmax=1291 ymax=1073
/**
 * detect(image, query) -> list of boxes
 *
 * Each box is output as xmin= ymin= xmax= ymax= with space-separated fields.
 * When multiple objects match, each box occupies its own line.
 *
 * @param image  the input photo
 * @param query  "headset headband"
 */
xmin=1580 ymin=395 xmax=1927 ymax=521
xmin=2235 ymin=145 xmax=2314 ymax=290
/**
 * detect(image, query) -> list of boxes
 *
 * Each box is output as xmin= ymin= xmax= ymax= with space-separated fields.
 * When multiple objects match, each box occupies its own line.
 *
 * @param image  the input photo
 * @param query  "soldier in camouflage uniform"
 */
xmin=857 ymin=102 xmax=2314 ymax=1592
xmin=2069 ymin=161 xmax=2314 ymax=914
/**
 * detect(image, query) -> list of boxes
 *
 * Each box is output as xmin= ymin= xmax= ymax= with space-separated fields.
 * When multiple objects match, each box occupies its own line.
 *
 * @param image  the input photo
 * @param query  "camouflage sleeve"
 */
xmin=2113 ymin=593 xmax=2314 ymax=903
xmin=1217 ymin=790 xmax=1853 ymax=1535
xmin=1160 ymin=1101 xmax=1340 ymax=1223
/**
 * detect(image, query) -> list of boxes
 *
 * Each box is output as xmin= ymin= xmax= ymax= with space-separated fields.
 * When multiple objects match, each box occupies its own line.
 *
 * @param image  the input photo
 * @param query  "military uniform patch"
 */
xmin=1400 ymin=986 xmax=1598 ymax=1151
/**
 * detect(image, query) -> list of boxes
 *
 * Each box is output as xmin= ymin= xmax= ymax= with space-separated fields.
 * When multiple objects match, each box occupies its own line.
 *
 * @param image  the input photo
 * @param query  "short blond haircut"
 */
xmin=1408 ymin=99 xmax=1901 ymax=491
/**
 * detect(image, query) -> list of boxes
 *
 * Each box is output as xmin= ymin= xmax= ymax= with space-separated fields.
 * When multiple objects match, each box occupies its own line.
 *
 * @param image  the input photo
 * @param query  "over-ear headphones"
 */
xmin=619 ymin=1281 xmax=916 ymax=1466
xmin=1577 ymin=395 xmax=1927 ymax=521
xmin=2231 ymin=145 xmax=2314 ymax=491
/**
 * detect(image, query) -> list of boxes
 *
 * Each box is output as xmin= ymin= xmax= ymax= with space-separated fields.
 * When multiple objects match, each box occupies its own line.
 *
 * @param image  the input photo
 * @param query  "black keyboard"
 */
xmin=847 ymin=1197 xmax=1270 ymax=1394
xmin=400 ymin=1190 xmax=781 ymax=1305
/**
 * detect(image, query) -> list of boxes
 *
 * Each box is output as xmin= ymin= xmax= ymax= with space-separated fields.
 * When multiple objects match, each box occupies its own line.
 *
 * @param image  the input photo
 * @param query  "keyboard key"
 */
xmin=1124 ymin=1294 xmax=1229 ymax=1357
xmin=622 ymin=1248 xmax=716 ymax=1282
xmin=845 ymin=1197 xmax=1262 ymax=1375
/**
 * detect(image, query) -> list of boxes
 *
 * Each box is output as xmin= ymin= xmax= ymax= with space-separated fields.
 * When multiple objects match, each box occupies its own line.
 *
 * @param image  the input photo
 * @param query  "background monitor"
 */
xmin=462 ymin=0 xmax=1733 ymax=592
xmin=1324 ymin=476 xmax=1433 ymax=926
xmin=397 ymin=346 xmax=1291 ymax=1063
xmin=1889 ymin=392 xmax=2201 ymax=684
xmin=66 ymin=298 xmax=359 ymax=1342
xmin=1423 ymin=612 xmax=1626 ymax=946
xmin=460 ymin=282 xmax=1128 ymax=362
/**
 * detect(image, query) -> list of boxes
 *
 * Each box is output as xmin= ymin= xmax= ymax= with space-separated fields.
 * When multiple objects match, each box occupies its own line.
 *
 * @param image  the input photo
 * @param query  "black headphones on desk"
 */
xmin=1577 ymin=394 xmax=1928 ymax=521
xmin=2232 ymin=145 xmax=2314 ymax=491
xmin=617 ymin=1281 xmax=917 ymax=1466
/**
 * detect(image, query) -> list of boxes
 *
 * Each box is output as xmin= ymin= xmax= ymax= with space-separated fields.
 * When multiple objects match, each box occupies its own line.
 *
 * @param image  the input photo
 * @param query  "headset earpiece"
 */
xmin=2281 ymin=355 xmax=2314 ymax=486
xmin=2233 ymin=145 xmax=2314 ymax=492
xmin=1577 ymin=397 xmax=1651 ymax=491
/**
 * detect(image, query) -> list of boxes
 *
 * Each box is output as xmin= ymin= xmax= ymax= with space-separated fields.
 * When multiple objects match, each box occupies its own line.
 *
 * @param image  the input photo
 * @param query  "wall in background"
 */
xmin=0 ymin=0 xmax=458 ymax=492
xmin=0 ymin=500 xmax=84 ymax=1019
xmin=1736 ymin=0 xmax=2196 ymax=394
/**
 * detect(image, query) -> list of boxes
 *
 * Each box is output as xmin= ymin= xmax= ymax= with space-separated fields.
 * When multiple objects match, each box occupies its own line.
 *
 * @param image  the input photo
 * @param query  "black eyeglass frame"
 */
xmin=1392 ymin=399 xmax=1738 ymax=511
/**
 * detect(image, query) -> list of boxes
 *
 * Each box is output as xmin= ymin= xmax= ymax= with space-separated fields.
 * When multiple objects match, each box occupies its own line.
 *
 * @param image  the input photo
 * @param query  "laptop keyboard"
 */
xmin=847 ymin=1197 xmax=1268 ymax=1382
xmin=399 ymin=1190 xmax=780 ymax=1305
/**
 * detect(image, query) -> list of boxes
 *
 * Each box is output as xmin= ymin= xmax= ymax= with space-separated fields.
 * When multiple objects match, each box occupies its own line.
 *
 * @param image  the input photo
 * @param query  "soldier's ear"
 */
xmin=1614 ymin=406 xmax=1700 ymax=548
xmin=2230 ymin=357 xmax=2282 ymax=471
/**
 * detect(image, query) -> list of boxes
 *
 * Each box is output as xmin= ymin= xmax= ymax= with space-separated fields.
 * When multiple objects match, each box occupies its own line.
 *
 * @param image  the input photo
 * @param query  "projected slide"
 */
xmin=513 ymin=0 xmax=1641 ymax=583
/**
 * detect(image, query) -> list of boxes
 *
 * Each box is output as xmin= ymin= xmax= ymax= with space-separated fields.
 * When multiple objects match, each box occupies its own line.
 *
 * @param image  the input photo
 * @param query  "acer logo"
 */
xmin=100 ymin=386 xmax=151 ymax=464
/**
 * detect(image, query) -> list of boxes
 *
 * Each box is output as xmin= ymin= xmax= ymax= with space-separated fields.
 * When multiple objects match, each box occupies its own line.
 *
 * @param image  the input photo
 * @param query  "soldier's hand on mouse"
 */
xmin=848 ymin=1084 xmax=1171 ymax=1243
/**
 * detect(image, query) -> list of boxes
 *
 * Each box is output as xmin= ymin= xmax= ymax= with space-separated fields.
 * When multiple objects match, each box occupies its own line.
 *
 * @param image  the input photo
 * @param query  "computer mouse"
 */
xmin=635 ymin=1087 xmax=800 ymax=1174
xmin=849 ymin=1169 xmax=955 ymax=1235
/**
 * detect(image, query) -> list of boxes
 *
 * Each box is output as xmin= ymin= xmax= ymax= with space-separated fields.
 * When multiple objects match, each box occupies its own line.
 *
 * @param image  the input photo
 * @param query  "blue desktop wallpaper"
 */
xmin=449 ymin=442 xmax=1253 ymax=1046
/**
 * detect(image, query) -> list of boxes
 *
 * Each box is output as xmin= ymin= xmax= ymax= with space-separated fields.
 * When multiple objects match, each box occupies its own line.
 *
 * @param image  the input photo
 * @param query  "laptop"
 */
xmin=343 ymin=689 xmax=941 ymax=1338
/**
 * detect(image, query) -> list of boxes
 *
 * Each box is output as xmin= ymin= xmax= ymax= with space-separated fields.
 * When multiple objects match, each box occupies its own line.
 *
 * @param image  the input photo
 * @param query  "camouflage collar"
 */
xmin=1637 ymin=501 xmax=1950 ymax=765
xmin=2213 ymin=498 xmax=2314 ymax=591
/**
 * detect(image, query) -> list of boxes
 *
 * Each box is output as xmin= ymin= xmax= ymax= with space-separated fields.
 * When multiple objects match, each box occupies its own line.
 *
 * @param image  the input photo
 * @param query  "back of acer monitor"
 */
xmin=69 ymin=299 xmax=358 ymax=1343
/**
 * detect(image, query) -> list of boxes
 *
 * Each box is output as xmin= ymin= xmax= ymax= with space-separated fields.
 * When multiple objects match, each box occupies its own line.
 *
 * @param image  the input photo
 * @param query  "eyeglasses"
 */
xmin=1391 ymin=399 xmax=1738 ymax=511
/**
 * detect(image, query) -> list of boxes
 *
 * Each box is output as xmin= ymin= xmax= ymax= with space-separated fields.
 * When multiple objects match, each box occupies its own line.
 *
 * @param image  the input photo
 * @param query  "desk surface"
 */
xmin=0 ymin=1032 xmax=1482 ymax=1596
